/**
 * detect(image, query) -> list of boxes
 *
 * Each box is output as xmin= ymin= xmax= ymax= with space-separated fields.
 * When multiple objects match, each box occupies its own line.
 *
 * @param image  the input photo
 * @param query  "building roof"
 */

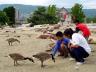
xmin=58 ymin=7 xmax=69 ymax=14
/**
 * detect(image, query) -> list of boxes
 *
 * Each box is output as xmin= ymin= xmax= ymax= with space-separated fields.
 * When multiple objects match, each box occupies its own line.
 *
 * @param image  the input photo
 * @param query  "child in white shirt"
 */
xmin=63 ymin=28 xmax=91 ymax=64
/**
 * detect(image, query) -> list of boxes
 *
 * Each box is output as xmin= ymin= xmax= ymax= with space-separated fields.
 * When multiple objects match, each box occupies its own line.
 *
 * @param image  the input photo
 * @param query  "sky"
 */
xmin=0 ymin=0 xmax=96 ymax=9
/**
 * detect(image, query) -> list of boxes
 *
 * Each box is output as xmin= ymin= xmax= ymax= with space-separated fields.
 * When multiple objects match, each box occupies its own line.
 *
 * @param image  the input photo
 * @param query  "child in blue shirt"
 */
xmin=52 ymin=31 xmax=70 ymax=57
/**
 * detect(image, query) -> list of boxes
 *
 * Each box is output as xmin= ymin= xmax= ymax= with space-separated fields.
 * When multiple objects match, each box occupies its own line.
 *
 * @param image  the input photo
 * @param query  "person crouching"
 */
xmin=63 ymin=28 xmax=91 ymax=65
xmin=51 ymin=31 xmax=70 ymax=58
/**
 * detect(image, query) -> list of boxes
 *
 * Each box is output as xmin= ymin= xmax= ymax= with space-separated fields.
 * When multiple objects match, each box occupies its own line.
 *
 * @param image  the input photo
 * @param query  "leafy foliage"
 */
xmin=86 ymin=18 xmax=92 ymax=23
xmin=92 ymin=16 xmax=96 ymax=23
xmin=0 ymin=11 xmax=9 ymax=27
xmin=3 ymin=6 xmax=15 ymax=26
xmin=47 ymin=5 xmax=57 ymax=16
xmin=71 ymin=3 xmax=85 ymax=23
xmin=27 ymin=5 xmax=59 ymax=25
xmin=86 ymin=17 xmax=96 ymax=23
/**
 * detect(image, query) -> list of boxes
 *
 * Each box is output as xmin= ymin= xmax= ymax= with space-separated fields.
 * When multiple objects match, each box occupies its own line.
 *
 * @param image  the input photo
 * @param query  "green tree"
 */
xmin=47 ymin=5 xmax=57 ymax=16
xmin=93 ymin=16 xmax=96 ymax=23
xmin=45 ymin=14 xmax=59 ymax=24
xmin=27 ymin=6 xmax=47 ymax=25
xmin=71 ymin=3 xmax=85 ymax=23
xmin=27 ymin=5 xmax=59 ymax=25
xmin=0 ymin=11 xmax=9 ymax=27
xmin=46 ymin=5 xmax=59 ymax=24
xmin=47 ymin=5 xmax=51 ymax=15
xmin=36 ymin=6 xmax=46 ymax=14
xmin=3 ymin=6 xmax=15 ymax=26
xmin=86 ymin=16 xmax=96 ymax=23
xmin=86 ymin=17 xmax=92 ymax=23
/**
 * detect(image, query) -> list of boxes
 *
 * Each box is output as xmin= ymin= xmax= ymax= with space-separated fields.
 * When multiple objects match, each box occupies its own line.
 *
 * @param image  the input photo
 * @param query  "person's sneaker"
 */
xmin=76 ymin=62 xmax=84 ymax=66
xmin=75 ymin=62 xmax=84 ymax=69
xmin=69 ymin=58 xmax=74 ymax=61
xmin=75 ymin=66 xmax=79 ymax=70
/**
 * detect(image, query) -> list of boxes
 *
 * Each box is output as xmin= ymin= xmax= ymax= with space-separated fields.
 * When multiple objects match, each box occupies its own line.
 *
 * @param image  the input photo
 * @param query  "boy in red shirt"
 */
xmin=75 ymin=20 xmax=91 ymax=41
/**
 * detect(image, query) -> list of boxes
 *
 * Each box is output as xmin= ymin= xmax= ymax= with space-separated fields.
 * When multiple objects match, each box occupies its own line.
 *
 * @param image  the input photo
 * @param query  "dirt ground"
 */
xmin=0 ymin=27 xmax=96 ymax=72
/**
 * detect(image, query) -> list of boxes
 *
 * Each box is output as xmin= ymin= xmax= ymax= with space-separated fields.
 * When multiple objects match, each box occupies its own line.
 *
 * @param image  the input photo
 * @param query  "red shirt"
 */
xmin=76 ymin=23 xmax=91 ymax=37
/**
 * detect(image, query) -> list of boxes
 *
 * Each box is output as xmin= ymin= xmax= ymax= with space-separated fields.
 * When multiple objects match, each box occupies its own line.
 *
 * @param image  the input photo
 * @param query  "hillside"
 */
xmin=0 ymin=4 xmax=96 ymax=18
xmin=0 ymin=4 xmax=38 ymax=18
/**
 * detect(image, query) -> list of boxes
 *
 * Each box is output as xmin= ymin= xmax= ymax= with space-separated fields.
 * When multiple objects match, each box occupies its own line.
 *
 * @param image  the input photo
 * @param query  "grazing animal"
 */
xmin=48 ymin=28 xmax=54 ymax=32
xmin=13 ymin=31 xmax=16 ymax=33
xmin=14 ymin=35 xmax=20 ymax=38
xmin=42 ymin=29 xmax=47 ymax=34
xmin=33 ymin=52 xmax=55 ymax=67
xmin=27 ymin=34 xmax=31 ymax=37
xmin=53 ymin=24 xmax=60 ymax=29
xmin=9 ymin=53 xmax=34 ymax=66
xmin=5 ymin=31 xmax=10 ymax=33
xmin=37 ymin=35 xmax=49 ymax=39
xmin=6 ymin=38 xmax=20 ymax=46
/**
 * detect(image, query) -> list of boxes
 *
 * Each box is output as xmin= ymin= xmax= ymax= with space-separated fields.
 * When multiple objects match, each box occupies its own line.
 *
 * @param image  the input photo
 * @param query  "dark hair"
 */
xmin=73 ymin=19 xmax=80 ymax=24
xmin=75 ymin=19 xmax=80 ymax=23
xmin=74 ymin=19 xmax=81 ymax=24
xmin=56 ymin=31 xmax=63 ymax=37
xmin=75 ymin=27 xmax=80 ymax=33
xmin=63 ymin=28 xmax=74 ymax=38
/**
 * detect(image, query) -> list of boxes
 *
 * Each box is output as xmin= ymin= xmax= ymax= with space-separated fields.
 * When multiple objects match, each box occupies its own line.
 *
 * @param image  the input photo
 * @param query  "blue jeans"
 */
xmin=69 ymin=46 xmax=89 ymax=62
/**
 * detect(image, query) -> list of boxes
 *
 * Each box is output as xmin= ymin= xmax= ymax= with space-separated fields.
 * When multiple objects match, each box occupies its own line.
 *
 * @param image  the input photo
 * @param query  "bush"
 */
xmin=0 ymin=11 xmax=9 ymax=27
xmin=71 ymin=3 xmax=85 ymax=23
xmin=27 ymin=6 xmax=59 ymax=25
